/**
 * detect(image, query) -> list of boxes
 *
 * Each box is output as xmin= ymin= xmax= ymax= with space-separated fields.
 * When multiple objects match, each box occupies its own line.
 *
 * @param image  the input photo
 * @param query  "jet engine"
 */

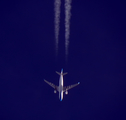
xmin=65 ymin=91 xmax=68 ymax=95
xmin=54 ymin=90 xmax=57 ymax=93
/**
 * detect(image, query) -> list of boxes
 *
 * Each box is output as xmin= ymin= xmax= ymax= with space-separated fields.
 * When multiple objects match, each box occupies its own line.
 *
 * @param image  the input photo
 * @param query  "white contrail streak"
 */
xmin=65 ymin=0 xmax=72 ymax=59
xmin=54 ymin=0 xmax=61 ymax=56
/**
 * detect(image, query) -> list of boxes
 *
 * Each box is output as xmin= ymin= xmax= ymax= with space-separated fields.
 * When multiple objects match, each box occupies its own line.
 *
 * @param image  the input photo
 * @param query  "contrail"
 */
xmin=54 ymin=0 xmax=61 ymax=56
xmin=65 ymin=0 xmax=72 ymax=60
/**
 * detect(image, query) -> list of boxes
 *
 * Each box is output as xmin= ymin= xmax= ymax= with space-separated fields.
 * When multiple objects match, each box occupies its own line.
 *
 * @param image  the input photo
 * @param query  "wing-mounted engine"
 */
xmin=65 ymin=91 xmax=68 ymax=95
xmin=54 ymin=90 xmax=57 ymax=93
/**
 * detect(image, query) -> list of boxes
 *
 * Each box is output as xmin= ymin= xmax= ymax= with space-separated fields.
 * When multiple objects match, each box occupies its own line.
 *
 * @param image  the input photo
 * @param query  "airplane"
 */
xmin=44 ymin=69 xmax=80 ymax=101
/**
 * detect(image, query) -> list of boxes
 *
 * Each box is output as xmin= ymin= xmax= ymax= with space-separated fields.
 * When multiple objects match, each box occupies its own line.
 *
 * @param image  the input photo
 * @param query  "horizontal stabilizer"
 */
xmin=56 ymin=71 xmax=68 ymax=76
xmin=63 ymin=72 xmax=68 ymax=76
xmin=56 ymin=71 xmax=61 ymax=75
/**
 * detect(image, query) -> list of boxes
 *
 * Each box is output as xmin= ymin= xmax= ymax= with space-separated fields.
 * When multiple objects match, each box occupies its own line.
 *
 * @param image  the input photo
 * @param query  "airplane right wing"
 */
xmin=63 ymin=82 xmax=80 ymax=91
xmin=44 ymin=79 xmax=59 ymax=91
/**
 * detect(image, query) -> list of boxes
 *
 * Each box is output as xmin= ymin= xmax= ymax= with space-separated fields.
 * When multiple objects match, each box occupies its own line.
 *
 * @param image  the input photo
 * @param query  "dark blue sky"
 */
xmin=0 ymin=0 xmax=126 ymax=120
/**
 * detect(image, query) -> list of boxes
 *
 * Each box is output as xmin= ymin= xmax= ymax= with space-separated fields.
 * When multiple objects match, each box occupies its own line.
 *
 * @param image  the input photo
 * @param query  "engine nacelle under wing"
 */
xmin=54 ymin=90 xmax=57 ymax=93
xmin=65 ymin=91 xmax=68 ymax=95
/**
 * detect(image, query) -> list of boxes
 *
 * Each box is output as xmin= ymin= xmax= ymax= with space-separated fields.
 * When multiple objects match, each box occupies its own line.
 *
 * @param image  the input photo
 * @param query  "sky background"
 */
xmin=0 ymin=0 xmax=126 ymax=120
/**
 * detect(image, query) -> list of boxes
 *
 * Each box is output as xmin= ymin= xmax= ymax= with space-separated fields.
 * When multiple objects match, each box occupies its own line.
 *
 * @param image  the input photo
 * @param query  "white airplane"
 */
xmin=44 ymin=69 xmax=80 ymax=101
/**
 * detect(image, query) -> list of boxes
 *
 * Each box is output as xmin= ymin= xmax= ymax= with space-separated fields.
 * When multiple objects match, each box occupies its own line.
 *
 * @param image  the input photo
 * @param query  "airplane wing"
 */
xmin=44 ymin=79 xmax=59 ymax=91
xmin=63 ymin=82 xmax=80 ymax=91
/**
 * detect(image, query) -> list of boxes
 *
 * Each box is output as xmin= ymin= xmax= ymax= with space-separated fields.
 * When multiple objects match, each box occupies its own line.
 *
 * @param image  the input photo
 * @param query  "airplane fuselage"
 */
xmin=59 ymin=70 xmax=63 ymax=101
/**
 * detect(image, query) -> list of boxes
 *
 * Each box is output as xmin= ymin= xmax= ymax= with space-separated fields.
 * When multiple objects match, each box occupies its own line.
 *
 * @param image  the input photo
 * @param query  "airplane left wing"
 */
xmin=44 ymin=79 xmax=58 ymax=91
xmin=63 ymin=82 xmax=80 ymax=91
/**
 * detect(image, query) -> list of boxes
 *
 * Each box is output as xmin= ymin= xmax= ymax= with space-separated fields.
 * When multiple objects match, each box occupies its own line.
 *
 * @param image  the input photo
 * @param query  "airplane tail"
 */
xmin=56 ymin=71 xmax=68 ymax=76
